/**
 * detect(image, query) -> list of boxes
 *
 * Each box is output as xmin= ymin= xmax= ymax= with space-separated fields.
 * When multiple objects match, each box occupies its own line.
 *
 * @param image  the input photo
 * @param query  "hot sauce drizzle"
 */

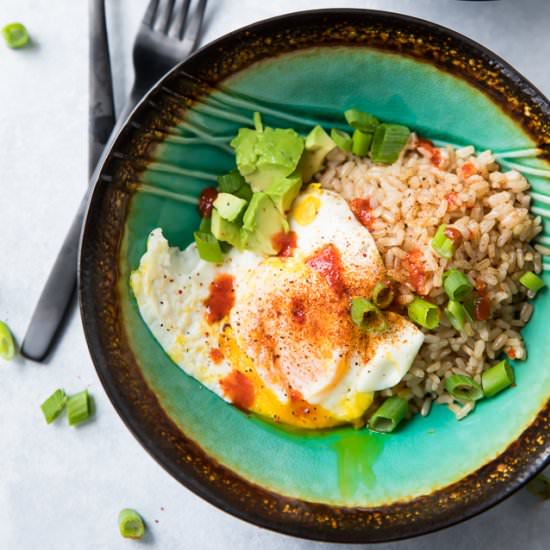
xmin=349 ymin=198 xmax=375 ymax=230
xmin=220 ymin=371 xmax=255 ymax=410
xmin=204 ymin=274 xmax=235 ymax=324
xmin=209 ymin=348 xmax=224 ymax=364
xmin=306 ymin=244 xmax=345 ymax=296
xmin=273 ymin=230 xmax=298 ymax=257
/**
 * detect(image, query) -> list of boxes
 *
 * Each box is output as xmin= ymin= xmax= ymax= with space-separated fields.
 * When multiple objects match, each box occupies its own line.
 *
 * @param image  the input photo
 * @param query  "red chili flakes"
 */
xmin=198 ymin=186 xmax=218 ymax=218
xmin=445 ymin=192 xmax=459 ymax=209
xmin=209 ymin=347 xmax=224 ymax=364
xmin=306 ymin=244 xmax=346 ymax=296
xmin=417 ymin=138 xmax=441 ymax=166
xmin=204 ymin=273 xmax=235 ymax=324
xmin=291 ymin=297 xmax=306 ymax=325
xmin=220 ymin=371 xmax=255 ymax=410
xmin=444 ymin=226 xmax=463 ymax=247
xmin=403 ymin=249 xmax=427 ymax=295
xmin=273 ymin=230 xmax=298 ymax=257
xmin=506 ymin=348 xmax=517 ymax=359
xmin=460 ymin=162 xmax=477 ymax=179
xmin=349 ymin=198 xmax=375 ymax=230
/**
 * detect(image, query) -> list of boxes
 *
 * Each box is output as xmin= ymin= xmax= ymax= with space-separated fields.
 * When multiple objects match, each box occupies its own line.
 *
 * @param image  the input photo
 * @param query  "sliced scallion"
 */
xmin=2 ymin=23 xmax=29 ymax=49
xmin=66 ymin=390 xmax=92 ymax=426
xmin=445 ymin=300 xmax=468 ymax=331
xmin=443 ymin=269 xmax=473 ymax=301
xmin=40 ymin=389 xmax=67 ymax=424
xmin=351 ymin=129 xmax=373 ymax=157
xmin=330 ymin=128 xmax=352 ymax=152
xmin=372 ymin=281 xmax=394 ymax=309
xmin=368 ymin=396 xmax=409 ymax=433
xmin=407 ymin=298 xmax=440 ymax=329
xmin=350 ymin=297 xmax=387 ymax=333
xmin=519 ymin=271 xmax=545 ymax=293
xmin=0 ymin=321 xmax=16 ymax=361
xmin=431 ymin=224 xmax=456 ymax=259
xmin=193 ymin=231 xmax=224 ymax=263
xmin=482 ymin=360 xmax=514 ymax=398
xmin=118 ymin=509 xmax=145 ymax=539
xmin=253 ymin=111 xmax=263 ymax=132
xmin=445 ymin=374 xmax=483 ymax=402
xmin=370 ymin=123 xmax=410 ymax=164
xmin=217 ymin=169 xmax=245 ymax=194
xmin=344 ymin=109 xmax=380 ymax=132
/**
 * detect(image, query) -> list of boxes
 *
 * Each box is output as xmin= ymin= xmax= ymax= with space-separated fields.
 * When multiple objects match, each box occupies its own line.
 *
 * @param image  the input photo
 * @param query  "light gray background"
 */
xmin=1 ymin=0 xmax=549 ymax=549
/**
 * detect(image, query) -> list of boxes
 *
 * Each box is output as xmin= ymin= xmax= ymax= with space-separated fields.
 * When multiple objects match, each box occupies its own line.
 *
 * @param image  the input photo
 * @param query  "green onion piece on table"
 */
xmin=519 ymin=271 xmax=545 ymax=293
xmin=443 ymin=269 xmax=473 ymax=301
xmin=445 ymin=374 xmax=484 ymax=402
xmin=344 ymin=109 xmax=380 ymax=132
xmin=431 ymin=224 xmax=457 ymax=259
xmin=372 ymin=281 xmax=394 ymax=309
xmin=67 ymin=390 xmax=92 ymax=426
xmin=351 ymin=129 xmax=373 ymax=157
xmin=350 ymin=297 xmax=387 ymax=333
xmin=40 ymin=389 xmax=67 ymax=424
xmin=217 ymin=169 xmax=245 ymax=194
xmin=481 ymin=360 xmax=515 ymax=398
xmin=0 ymin=321 xmax=16 ymax=361
xmin=330 ymin=128 xmax=353 ymax=152
xmin=193 ymin=231 xmax=224 ymax=263
xmin=370 ymin=123 xmax=410 ymax=164
xmin=407 ymin=298 xmax=440 ymax=329
xmin=445 ymin=300 xmax=468 ymax=331
xmin=2 ymin=23 xmax=29 ymax=49
xmin=118 ymin=509 xmax=145 ymax=539
xmin=368 ymin=396 xmax=409 ymax=433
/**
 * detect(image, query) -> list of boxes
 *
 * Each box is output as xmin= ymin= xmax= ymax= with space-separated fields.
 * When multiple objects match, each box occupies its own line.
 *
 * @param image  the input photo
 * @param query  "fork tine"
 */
xmin=168 ymin=0 xmax=191 ymax=39
xmin=142 ymin=0 xmax=160 ymax=28
xmin=156 ymin=0 xmax=176 ymax=33
xmin=181 ymin=0 xmax=207 ymax=49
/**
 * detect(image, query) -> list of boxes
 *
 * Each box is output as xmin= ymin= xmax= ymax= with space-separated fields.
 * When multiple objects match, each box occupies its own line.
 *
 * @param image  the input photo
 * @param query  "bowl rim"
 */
xmin=79 ymin=8 xmax=550 ymax=543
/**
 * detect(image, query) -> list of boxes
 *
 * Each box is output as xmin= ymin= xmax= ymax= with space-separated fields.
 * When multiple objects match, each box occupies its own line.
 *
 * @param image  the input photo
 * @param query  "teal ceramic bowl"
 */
xmin=80 ymin=9 xmax=550 ymax=542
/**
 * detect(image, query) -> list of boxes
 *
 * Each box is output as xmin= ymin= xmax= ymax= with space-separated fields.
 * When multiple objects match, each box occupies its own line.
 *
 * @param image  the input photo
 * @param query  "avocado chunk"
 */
xmin=266 ymin=174 xmax=302 ymax=214
xmin=241 ymin=192 xmax=288 ymax=255
xmin=230 ymin=124 xmax=304 ymax=192
xmin=213 ymin=192 xmax=247 ymax=222
xmin=211 ymin=208 xmax=244 ymax=249
xmin=296 ymin=125 xmax=336 ymax=182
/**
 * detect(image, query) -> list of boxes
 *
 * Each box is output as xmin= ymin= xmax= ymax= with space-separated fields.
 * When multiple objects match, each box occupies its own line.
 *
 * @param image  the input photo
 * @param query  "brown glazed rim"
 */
xmin=79 ymin=9 xmax=550 ymax=543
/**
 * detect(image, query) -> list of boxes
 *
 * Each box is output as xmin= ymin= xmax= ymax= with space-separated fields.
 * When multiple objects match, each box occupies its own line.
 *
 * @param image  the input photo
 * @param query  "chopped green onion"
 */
xmin=445 ymin=374 xmax=484 ymax=402
xmin=431 ymin=224 xmax=456 ymax=259
xmin=519 ymin=271 xmax=545 ymax=293
xmin=368 ymin=396 xmax=409 ymax=433
xmin=2 ymin=23 xmax=29 ymax=49
xmin=482 ymin=360 xmax=514 ymax=398
xmin=253 ymin=111 xmax=263 ymax=132
xmin=199 ymin=216 xmax=211 ymax=233
xmin=0 ymin=321 xmax=16 ymax=361
xmin=407 ymin=298 xmax=440 ymax=329
xmin=118 ymin=509 xmax=145 ymax=539
xmin=66 ymin=390 xmax=92 ymax=426
xmin=193 ymin=231 xmax=224 ymax=263
xmin=372 ymin=281 xmax=394 ymax=309
xmin=443 ymin=269 xmax=473 ymax=301
xmin=330 ymin=128 xmax=352 ymax=152
xmin=445 ymin=300 xmax=468 ymax=331
xmin=234 ymin=182 xmax=252 ymax=201
xmin=350 ymin=297 xmax=387 ymax=332
xmin=351 ymin=129 xmax=373 ymax=157
xmin=217 ymin=169 xmax=245 ymax=193
xmin=40 ymin=389 xmax=67 ymax=424
xmin=370 ymin=123 xmax=410 ymax=164
xmin=344 ymin=109 xmax=380 ymax=132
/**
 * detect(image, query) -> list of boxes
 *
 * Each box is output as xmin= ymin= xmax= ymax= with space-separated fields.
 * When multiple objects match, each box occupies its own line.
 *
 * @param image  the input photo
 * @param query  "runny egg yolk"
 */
xmin=292 ymin=185 xmax=322 ymax=226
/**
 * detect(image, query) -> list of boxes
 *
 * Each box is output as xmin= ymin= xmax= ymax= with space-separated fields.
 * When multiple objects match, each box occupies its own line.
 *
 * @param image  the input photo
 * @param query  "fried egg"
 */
xmin=130 ymin=187 xmax=424 ymax=429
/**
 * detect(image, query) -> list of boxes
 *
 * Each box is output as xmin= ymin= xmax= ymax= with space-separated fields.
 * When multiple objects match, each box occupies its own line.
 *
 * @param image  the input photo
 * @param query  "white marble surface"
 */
xmin=1 ymin=0 xmax=550 ymax=549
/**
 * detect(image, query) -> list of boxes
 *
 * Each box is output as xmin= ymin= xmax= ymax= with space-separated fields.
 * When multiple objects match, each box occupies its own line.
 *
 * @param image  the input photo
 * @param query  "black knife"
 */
xmin=21 ymin=0 xmax=116 ymax=361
